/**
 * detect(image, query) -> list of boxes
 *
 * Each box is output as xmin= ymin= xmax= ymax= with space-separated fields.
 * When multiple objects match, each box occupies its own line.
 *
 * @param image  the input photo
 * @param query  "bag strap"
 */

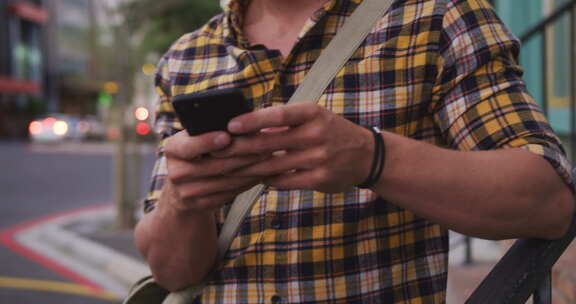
xmin=289 ymin=0 xmax=395 ymax=104
xmin=221 ymin=0 xmax=395 ymax=263
xmin=164 ymin=0 xmax=395 ymax=302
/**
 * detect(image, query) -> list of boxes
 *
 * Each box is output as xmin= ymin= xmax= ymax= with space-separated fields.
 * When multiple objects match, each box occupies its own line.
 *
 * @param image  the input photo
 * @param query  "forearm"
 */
xmin=135 ymin=182 xmax=218 ymax=291
xmin=216 ymin=102 xmax=574 ymax=239
xmin=374 ymin=131 xmax=574 ymax=240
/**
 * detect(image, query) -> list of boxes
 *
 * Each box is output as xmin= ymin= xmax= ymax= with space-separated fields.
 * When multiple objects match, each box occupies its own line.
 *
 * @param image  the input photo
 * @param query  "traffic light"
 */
xmin=135 ymin=122 xmax=151 ymax=136
xmin=98 ymin=92 xmax=112 ymax=107
xmin=99 ymin=82 xmax=119 ymax=107
xmin=103 ymin=81 xmax=119 ymax=95
xmin=134 ymin=106 xmax=150 ymax=121
xmin=133 ymin=106 xmax=151 ymax=136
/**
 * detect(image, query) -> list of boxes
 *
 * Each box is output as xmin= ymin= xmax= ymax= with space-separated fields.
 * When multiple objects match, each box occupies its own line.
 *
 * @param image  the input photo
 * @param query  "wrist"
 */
xmin=356 ymin=126 xmax=385 ymax=189
xmin=355 ymin=126 xmax=375 ymax=185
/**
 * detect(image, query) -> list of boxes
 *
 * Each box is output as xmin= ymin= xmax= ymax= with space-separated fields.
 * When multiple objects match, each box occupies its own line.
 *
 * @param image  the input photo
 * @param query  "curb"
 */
xmin=11 ymin=204 xmax=149 ymax=297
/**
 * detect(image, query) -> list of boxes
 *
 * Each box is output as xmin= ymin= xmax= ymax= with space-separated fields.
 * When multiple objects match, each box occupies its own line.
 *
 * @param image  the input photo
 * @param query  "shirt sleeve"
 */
xmin=432 ymin=0 xmax=573 ymax=188
xmin=142 ymin=52 xmax=184 ymax=214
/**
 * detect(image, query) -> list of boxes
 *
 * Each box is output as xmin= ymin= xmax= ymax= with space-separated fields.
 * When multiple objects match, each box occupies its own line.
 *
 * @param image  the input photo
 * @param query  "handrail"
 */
xmin=465 ymin=215 xmax=576 ymax=303
xmin=519 ymin=0 xmax=576 ymax=42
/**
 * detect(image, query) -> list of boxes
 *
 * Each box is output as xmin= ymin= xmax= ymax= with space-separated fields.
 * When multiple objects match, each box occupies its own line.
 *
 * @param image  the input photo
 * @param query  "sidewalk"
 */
xmin=447 ymin=233 xmax=504 ymax=303
xmin=9 ymin=204 xmax=149 ymax=298
xmin=10 ymin=204 xmax=505 ymax=301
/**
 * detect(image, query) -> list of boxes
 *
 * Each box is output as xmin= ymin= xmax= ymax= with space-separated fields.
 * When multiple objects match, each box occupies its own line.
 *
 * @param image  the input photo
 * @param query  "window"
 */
xmin=495 ymin=0 xmax=575 ymax=137
xmin=11 ymin=18 xmax=43 ymax=82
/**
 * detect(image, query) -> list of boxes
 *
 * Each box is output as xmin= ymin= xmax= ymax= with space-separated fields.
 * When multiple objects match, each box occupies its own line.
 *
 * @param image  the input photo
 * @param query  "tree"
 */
xmin=121 ymin=0 xmax=222 ymax=55
xmin=101 ymin=1 xmax=222 ymax=228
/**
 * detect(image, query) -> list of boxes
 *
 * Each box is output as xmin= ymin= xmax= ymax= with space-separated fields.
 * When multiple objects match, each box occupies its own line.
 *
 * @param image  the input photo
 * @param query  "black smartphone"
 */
xmin=172 ymin=88 xmax=253 ymax=136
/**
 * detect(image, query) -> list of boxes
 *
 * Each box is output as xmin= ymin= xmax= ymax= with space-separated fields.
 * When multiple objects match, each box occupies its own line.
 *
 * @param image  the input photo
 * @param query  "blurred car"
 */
xmin=28 ymin=114 xmax=106 ymax=143
xmin=81 ymin=115 xmax=107 ymax=140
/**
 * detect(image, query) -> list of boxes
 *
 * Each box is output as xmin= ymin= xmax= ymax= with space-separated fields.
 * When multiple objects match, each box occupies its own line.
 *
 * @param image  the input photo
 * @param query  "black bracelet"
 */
xmin=357 ymin=126 xmax=385 ymax=189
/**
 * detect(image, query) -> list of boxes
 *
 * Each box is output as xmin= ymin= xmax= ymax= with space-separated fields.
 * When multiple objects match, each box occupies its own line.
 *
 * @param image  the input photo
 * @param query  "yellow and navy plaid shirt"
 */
xmin=144 ymin=0 xmax=573 ymax=302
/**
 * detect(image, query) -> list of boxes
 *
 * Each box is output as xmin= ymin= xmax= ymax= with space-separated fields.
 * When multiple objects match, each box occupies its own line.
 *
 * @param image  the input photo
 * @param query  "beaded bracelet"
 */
xmin=357 ymin=126 xmax=385 ymax=189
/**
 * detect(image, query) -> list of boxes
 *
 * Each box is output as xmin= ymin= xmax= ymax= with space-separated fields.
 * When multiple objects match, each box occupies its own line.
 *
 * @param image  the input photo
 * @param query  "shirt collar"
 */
xmin=221 ymin=0 xmax=362 ymax=48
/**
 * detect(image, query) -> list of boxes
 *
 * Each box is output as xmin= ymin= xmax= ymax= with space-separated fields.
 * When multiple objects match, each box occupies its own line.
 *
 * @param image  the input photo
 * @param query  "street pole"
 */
xmin=113 ymin=102 xmax=131 ymax=229
xmin=113 ymin=24 xmax=136 ymax=229
xmin=99 ymin=0 xmax=146 ymax=229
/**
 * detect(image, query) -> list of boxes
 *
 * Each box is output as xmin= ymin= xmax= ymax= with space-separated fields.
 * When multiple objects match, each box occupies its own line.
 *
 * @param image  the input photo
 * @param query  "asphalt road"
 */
xmin=0 ymin=141 xmax=155 ymax=303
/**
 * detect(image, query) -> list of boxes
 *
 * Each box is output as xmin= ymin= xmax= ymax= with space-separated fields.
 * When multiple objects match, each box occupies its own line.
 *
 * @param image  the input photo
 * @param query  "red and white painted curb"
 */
xmin=0 ymin=203 xmax=149 ymax=297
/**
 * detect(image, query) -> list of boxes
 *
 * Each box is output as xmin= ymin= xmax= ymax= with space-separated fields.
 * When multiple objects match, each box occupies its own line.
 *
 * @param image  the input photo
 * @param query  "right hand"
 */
xmin=163 ymin=130 xmax=266 ymax=212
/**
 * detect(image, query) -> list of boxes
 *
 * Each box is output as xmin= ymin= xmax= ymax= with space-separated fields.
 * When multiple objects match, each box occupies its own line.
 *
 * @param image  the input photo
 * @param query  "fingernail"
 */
xmin=228 ymin=121 xmax=242 ymax=133
xmin=214 ymin=134 xmax=229 ymax=147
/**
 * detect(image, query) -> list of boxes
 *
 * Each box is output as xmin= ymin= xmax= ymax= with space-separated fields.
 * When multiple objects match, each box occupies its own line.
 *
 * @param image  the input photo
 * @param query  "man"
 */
xmin=135 ymin=0 xmax=575 ymax=302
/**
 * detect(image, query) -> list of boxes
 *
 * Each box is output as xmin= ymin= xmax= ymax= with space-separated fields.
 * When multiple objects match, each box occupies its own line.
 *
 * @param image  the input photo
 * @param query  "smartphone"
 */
xmin=172 ymin=88 xmax=253 ymax=136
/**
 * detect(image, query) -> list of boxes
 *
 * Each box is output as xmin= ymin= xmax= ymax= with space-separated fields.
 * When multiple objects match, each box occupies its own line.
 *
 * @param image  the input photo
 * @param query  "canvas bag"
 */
xmin=123 ymin=0 xmax=395 ymax=302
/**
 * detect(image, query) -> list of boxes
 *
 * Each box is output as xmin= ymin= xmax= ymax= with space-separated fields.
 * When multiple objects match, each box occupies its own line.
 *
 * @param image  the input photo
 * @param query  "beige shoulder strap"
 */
xmin=164 ymin=0 xmax=394 ymax=302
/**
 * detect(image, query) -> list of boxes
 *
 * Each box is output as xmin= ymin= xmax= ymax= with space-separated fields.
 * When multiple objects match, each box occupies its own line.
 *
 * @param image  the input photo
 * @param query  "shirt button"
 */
xmin=270 ymin=295 xmax=282 ymax=304
xmin=270 ymin=216 xmax=281 ymax=229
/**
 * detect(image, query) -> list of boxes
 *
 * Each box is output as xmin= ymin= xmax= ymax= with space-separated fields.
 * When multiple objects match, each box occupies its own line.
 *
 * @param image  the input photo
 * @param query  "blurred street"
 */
xmin=0 ymin=141 xmax=154 ymax=303
xmin=0 ymin=0 xmax=575 ymax=302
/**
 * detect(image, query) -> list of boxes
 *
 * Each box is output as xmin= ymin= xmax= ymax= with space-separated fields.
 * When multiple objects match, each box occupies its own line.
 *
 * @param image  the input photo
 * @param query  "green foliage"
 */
xmin=121 ymin=0 xmax=222 ymax=54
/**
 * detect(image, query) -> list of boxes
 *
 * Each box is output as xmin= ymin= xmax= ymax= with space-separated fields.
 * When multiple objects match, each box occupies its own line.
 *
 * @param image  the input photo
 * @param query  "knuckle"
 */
xmin=304 ymin=127 xmax=324 ymax=144
xmin=168 ymin=171 xmax=185 ymax=184
xmin=271 ymin=107 xmax=287 ymax=124
xmin=163 ymin=140 xmax=177 ymax=158
xmin=254 ymin=137 xmax=273 ymax=153
xmin=312 ymin=148 xmax=329 ymax=165
xmin=165 ymin=132 xmax=205 ymax=160
xmin=307 ymin=103 xmax=322 ymax=117
xmin=193 ymin=197 xmax=213 ymax=209
xmin=216 ymin=165 xmax=229 ymax=176
xmin=167 ymin=163 xmax=198 ymax=184
xmin=179 ymin=186 xmax=200 ymax=201
xmin=220 ymin=158 xmax=240 ymax=174
xmin=323 ymin=111 xmax=335 ymax=126
xmin=314 ymin=169 xmax=330 ymax=184
xmin=166 ymin=163 xmax=183 ymax=183
xmin=165 ymin=138 xmax=188 ymax=159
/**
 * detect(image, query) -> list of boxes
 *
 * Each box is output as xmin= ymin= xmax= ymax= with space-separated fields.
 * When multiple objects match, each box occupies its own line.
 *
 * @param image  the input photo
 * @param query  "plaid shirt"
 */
xmin=144 ymin=0 xmax=573 ymax=303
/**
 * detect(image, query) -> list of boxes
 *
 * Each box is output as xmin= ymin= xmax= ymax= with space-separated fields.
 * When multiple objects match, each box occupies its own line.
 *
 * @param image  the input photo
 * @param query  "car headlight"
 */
xmin=53 ymin=121 xmax=69 ymax=136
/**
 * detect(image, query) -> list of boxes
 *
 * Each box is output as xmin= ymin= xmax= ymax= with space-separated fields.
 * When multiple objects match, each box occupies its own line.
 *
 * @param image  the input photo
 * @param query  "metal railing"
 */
xmin=465 ymin=215 xmax=576 ymax=303
xmin=465 ymin=2 xmax=576 ymax=303
xmin=450 ymin=233 xmax=474 ymax=265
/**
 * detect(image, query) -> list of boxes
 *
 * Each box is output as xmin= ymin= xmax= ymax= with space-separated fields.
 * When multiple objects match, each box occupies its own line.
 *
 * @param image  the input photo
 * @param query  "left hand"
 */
xmin=217 ymin=103 xmax=375 ymax=193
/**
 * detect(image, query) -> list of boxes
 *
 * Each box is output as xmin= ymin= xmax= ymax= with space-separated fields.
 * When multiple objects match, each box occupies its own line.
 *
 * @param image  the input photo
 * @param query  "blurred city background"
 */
xmin=0 ymin=0 xmax=575 ymax=303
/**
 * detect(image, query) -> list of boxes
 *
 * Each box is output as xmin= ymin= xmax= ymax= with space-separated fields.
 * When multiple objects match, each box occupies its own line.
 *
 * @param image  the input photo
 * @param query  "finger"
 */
xmin=231 ymin=148 xmax=327 ymax=177
xmin=183 ymin=182 xmax=260 ymax=211
xmin=168 ymin=154 xmax=270 ymax=183
xmin=165 ymin=130 xmax=231 ymax=161
xmin=177 ymin=176 xmax=260 ymax=201
xmin=218 ymin=123 xmax=325 ymax=157
xmin=262 ymin=170 xmax=324 ymax=190
xmin=228 ymin=103 xmax=323 ymax=134
xmin=175 ymin=190 xmax=238 ymax=212
xmin=216 ymin=131 xmax=293 ymax=157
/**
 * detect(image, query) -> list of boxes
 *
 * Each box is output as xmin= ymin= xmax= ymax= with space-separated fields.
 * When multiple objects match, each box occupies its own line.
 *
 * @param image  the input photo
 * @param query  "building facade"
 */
xmin=0 ymin=0 xmax=104 ymax=138
xmin=0 ymin=0 xmax=50 ymax=137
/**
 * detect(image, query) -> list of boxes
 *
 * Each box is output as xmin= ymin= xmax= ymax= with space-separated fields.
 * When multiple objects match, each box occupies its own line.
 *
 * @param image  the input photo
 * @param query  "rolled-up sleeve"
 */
xmin=432 ymin=0 xmax=573 ymax=188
